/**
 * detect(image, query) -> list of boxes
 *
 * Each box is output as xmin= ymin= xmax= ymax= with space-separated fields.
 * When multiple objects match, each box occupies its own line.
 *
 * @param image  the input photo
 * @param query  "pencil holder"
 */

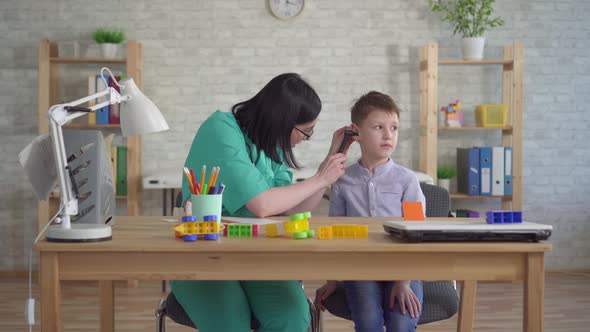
xmin=191 ymin=193 xmax=223 ymax=225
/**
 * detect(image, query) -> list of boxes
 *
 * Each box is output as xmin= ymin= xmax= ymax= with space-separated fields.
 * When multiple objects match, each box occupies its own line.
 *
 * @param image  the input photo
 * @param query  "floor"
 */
xmin=1 ymin=271 xmax=589 ymax=331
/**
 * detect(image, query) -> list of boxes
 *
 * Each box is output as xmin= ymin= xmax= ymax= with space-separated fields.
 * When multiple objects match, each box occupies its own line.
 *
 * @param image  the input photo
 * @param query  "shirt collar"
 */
xmin=355 ymin=158 xmax=395 ymax=177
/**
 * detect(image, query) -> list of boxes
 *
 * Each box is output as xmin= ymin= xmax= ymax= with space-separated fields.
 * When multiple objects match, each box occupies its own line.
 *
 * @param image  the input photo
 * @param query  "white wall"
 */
xmin=1 ymin=0 xmax=589 ymax=270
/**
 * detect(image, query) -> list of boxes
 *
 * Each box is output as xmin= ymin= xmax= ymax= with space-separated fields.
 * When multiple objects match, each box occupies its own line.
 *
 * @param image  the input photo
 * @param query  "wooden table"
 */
xmin=34 ymin=216 xmax=551 ymax=332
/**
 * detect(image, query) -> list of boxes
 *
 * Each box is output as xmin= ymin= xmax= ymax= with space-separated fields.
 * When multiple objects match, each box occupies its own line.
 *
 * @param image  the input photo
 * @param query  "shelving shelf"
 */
xmin=38 ymin=39 xmax=144 ymax=232
xmin=49 ymin=193 xmax=127 ymax=200
xmin=64 ymin=123 xmax=121 ymax=129
xmin=450 ymin=193 xmax=513 ymax=201
xmin=438 ymin=59 xmax=513 ymax=65
xmin=439 ymin=126 xmax=513 ymax=133
xmin=49 ymin=57 xmax=127 ymax=64
xmin=419 ymin=41 xmax=523 ymax=211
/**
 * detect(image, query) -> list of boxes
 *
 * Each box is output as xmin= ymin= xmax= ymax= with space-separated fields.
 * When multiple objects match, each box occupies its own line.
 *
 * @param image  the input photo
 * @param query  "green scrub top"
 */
xmin=182 ymin=111 xmax=293 ymax=217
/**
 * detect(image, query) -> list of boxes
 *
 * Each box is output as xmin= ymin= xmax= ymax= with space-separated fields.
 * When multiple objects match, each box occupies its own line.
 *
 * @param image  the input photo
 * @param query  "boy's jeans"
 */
xmin=343 ymin=280 xmax=423 ymax=332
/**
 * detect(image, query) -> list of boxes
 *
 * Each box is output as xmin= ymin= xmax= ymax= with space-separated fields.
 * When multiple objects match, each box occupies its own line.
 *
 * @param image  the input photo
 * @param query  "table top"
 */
xmin=34 ymin=216 xmax=552 ymax=254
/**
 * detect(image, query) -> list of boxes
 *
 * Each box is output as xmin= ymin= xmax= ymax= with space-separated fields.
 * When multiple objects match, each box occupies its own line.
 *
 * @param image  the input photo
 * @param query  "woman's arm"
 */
xmin=246 ymin=153 xmax=346 ymax=217
xmin=283 ymin=126 xmax=354 ymax=215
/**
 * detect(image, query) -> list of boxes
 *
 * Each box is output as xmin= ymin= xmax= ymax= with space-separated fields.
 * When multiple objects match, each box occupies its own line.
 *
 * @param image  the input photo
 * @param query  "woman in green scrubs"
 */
xmin=171 ymin=73 xmax=348 ymax=332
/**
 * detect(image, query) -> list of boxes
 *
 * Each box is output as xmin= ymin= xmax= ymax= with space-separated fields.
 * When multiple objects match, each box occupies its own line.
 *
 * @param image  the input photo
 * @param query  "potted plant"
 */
xmin=437 ymin=165 xmax=456 ymax=191
xmin=427 ymin=0 xmax=504 ymax=60
xmin=92 ymin=28 xmax=125 ymax=58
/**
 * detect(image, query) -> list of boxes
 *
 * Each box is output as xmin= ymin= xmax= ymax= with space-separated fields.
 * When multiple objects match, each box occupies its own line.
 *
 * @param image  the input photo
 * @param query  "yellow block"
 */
xmin=265 ymin=224 xmax=279 ymax=237
xmin=332 ymin=225 xmax=368 ymax=239
xmin=284 ymin=219 xmax=309 ymax=234
xmin=174 ymin=221 xmax=220 ymax=236
xmin=317 ymin=226 xmax=333 ymax=240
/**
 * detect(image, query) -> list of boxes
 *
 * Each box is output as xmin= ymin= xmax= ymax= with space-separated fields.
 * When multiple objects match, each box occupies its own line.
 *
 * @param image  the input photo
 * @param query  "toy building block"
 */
xmin=486 ymin=210 xmax=523 ymax=224
xmin=284 ymin=219 xmax=309 ymax=234
xmin=252 ymin=224 xmax=259 ymax=237
xmin=264 ymin=223 xmax=280 ymax=237
xmin=227 ymin=224 xmax=254 ymax=238
xmin=174 ymin=221 xmax=221 ymax=236
xmin=183 ymin=234 xmax=198 ymax=242
xmin=402 ymin=202 xmax=425 ymax=221
xmin=317 ymin=226 xmax=333 ymax=239
xmin=332 ymin=225 xmax=369 ymax=239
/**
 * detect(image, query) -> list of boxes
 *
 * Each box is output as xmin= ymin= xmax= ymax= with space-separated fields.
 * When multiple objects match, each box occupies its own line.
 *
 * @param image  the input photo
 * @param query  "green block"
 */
xmin=228 ymin=224 xmax=240 ymax=238
xmin=239 ymin=225 xmax=252 ymax=238
xmin=307 ymin=229 xmax=315 ymax=237
xmin=290 ymin=213 xmax=304 ymax=221
xmin=293 ymin=231 xmax=308 ymax=239
xmin=303 ymin=211 xmax=312 ymax=218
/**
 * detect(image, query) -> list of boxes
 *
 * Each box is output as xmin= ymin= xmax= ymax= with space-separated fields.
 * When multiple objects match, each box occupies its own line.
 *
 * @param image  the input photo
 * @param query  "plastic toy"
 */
xmin=486 ymin=210 xmax=522 ymax=224
xmin=174 ymin=219 xmax=221 ymax=241
xmin=174 ymin=200 xmax=222 ymax=241
xmin=317 ymin=225 xmax=368 ymax=240
xmin=285 ymin=212 xmax=315 ymax=239
xmin=440 ymin=100 xmax=463 ymax=127
xmin=402 ymin=202 xmax=425 ymax=221
xmin=264 ymin=212 xmax=315 ymax=239
xmin=225 ymin=224 xmax=262 ymax=238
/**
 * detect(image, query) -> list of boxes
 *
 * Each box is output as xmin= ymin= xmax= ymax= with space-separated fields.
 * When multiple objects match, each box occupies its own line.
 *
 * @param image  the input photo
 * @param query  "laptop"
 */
xmin=383 ymin=219 xmax=552 ymax=242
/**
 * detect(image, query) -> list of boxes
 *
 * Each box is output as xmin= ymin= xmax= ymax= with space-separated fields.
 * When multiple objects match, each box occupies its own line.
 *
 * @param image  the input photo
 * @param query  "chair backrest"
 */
xmin=419 ymin=182 xmax=451 ymax=218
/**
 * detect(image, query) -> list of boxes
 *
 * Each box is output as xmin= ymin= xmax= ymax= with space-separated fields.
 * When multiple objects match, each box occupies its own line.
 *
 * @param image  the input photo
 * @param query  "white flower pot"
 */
xmin=100 ymin=43 xmax=119 ymax=58
xmin=462 ymin=37 xmax=485 ymax=60
xmin=438 ymin=178 xmax=451 ymax=192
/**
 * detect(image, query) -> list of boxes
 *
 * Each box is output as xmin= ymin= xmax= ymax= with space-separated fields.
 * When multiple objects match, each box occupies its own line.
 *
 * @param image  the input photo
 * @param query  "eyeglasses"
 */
xmin=294 ymin=127 xmax=313 ymax=140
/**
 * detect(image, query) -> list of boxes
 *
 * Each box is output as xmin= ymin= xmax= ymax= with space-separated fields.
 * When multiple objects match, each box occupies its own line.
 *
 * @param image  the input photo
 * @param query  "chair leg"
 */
xmin=155 ymin=299 xmax=167 ymax=332
xmin=307 ymin=297 xmax=322 ymax=332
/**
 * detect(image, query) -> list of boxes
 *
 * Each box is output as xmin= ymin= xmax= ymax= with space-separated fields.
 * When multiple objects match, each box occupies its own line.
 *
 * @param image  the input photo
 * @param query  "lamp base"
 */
xmin=46 ymin=224 xmax=112 ymax=242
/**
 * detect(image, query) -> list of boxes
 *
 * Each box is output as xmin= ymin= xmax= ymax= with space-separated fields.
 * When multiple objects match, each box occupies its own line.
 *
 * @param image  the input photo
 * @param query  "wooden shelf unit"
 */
xmin=38 ymin=39 xmax=144 ymax=231
xmin=419 ymin=41 xmax=523 ymax=210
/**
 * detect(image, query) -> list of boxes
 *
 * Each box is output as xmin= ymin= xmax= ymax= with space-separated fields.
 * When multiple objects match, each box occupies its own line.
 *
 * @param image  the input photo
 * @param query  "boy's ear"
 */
xmin=351 ymin=123 xmax=360 ymax=141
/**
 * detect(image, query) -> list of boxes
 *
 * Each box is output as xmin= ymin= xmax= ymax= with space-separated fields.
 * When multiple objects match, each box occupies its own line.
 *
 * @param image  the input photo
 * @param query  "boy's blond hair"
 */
xmin=350 ymin=91 xmax=400 ymax=125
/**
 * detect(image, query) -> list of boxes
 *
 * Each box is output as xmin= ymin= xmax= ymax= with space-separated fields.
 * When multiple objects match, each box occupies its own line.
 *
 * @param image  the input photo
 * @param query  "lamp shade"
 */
xmin=119 ymin=78 xmax=169 ymax=137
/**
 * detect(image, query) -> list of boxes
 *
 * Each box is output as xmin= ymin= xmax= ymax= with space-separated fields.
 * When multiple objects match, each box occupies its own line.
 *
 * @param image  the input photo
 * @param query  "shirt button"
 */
xmin=369 ymin=182 xmax=374 ymax=187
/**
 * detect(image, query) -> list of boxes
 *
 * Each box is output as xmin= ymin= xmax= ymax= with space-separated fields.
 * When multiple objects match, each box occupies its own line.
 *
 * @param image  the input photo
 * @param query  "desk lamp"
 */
xmin=45 ymin=67 xmax=168 ymax=242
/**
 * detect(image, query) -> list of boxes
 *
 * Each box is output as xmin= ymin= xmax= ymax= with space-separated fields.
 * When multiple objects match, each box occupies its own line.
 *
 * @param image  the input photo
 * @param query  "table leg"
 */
xmin=99 ymin=281 xmax=115 ymax=332
xmin=40 ymin=252 xmax=61 ymax=332
xmin=163 ymin=188 xmax=168 ymax=216
xmin=457 ymin=280 xmax=477 ymax=332
xmin=524 ymin=253 xmax=544 ymax=332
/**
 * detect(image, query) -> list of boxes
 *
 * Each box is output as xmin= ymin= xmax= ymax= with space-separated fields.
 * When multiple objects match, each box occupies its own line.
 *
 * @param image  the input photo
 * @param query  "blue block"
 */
xmin=182 ymin=216 xmax=197 ymax=222
xmin=486 ymin=210 xmax=523 ymax=224
xmin=183 ymin=234 xmax=198 ymax=242
xmin=204 ymin=233 xmax=219 ymax=241
xmin=203 ymin=215 xmax=217 ymax=221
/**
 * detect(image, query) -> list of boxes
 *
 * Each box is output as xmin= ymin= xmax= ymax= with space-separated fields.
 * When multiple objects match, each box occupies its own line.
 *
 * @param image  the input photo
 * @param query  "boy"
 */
xmin=315 ymin=91 xmax=425 ymax=332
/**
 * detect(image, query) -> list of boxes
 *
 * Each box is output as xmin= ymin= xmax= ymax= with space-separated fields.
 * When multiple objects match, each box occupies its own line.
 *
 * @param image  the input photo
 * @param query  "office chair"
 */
xmin=155 ymin=192 xmax=321 ymax=332
xmin=318 ymin=183 xmax=459 ymax=328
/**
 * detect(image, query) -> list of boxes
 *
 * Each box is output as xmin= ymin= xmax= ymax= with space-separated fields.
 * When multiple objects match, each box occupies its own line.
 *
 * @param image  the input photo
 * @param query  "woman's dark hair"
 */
xmin=232 ymin=73 xmax=321 ymax=169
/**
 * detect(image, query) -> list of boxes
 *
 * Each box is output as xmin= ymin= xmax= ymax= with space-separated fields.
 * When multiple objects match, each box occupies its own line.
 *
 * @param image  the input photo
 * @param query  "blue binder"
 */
xmin=457 ymin=148 xmax=480 ymax=195
xmin=504 ymin=147 xmax=513 ymax=195
xmin=479 ymin=147 xmax=492 ymax=196
xmin=95 ymin=74 xmax=110 ymax=124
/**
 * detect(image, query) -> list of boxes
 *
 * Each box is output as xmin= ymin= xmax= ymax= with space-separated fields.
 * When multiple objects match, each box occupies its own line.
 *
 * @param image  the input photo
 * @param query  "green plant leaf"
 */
xmin=427 ymin=0 xmax=504 ymax=37
xmin=437 ymin=165 xmax=457 ymax=179
xmin=92 ymin=28 xmax=126 ymax=44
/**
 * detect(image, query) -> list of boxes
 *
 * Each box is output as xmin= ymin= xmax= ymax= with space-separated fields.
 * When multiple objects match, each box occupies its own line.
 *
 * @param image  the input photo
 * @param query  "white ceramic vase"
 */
xmin=100 ymin=43 xmax=119 ymax=58
xmin=438 ymin=178 xmax=451 ymax=192
xmin=462 ymin=37 xmax=485 ymax=60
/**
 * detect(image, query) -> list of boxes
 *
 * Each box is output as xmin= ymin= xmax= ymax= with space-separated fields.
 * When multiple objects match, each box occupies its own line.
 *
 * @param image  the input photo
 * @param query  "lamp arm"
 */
xmin=48 ymin=86 xmax=126 ymax=229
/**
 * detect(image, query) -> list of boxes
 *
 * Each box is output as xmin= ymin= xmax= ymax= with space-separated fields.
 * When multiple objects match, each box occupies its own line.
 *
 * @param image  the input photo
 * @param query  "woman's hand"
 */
xmin=327 ymin=126 xmax=354 ymax=156
xmin=315 ymin=153 xmax=346 ymax=187
xmin=390 ymin=280 xmax=421 ymax=319
xmin=314 ymin=281 xmax=338 ymax=312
